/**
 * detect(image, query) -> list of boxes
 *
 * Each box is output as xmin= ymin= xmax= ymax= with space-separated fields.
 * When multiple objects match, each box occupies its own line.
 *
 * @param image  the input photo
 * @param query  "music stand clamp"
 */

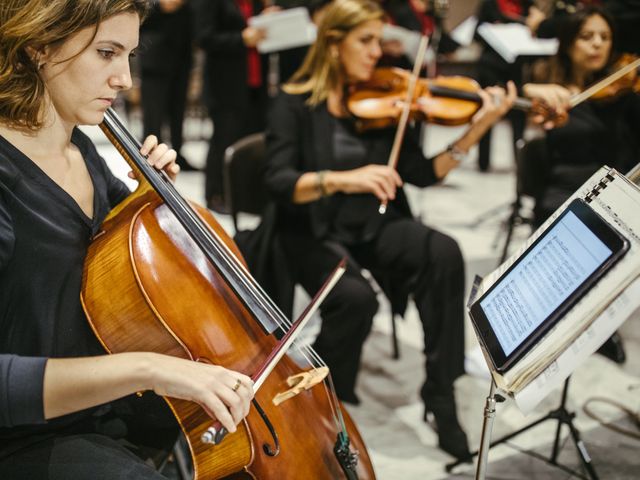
xmin=446 ymin=377 xmax=600 ymax=480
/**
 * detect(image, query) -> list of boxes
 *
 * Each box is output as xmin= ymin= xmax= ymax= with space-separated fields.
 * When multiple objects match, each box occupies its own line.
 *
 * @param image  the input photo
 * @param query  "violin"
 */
xmin=572 ymin=53 xmax=640 ymax=105
xmin=81 ymin=109 xmax=377 ymax=479
xmin=346 ymin=67 xmax=555 ymax=130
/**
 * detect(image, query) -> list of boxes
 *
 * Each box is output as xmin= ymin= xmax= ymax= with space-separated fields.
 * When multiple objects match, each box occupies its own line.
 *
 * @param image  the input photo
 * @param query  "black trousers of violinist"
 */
xmin=280 ymin=217 xmax=466 ymax=404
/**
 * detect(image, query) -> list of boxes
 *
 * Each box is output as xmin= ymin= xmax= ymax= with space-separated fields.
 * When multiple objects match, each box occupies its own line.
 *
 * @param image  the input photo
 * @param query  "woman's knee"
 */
xmin=429 ymin=231 xmax=464 ymax=274
xmin=324 ymin=276 xmax=378 ymax=326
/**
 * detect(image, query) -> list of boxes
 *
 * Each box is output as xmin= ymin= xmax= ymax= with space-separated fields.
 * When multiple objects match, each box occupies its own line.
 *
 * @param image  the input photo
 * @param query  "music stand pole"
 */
xmin=475 ymin=379 xmax=501 ymax=480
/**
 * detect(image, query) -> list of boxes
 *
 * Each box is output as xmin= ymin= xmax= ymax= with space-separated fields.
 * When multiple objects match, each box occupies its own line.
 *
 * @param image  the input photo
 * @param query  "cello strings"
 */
xmin=104 ymin=109 xmax=346 ymax=423
xmin=148 ymin=148 xmax=328 ymax=370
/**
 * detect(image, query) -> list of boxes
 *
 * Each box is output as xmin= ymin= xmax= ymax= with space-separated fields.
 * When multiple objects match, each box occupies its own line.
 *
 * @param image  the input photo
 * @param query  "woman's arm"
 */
xmin=264 ymin=93 xmax=404 ymax=205
xmin=43 ymin=352 xmax=253 ymax=434
xmin=430 ymin=81 xmax=517 ymax=179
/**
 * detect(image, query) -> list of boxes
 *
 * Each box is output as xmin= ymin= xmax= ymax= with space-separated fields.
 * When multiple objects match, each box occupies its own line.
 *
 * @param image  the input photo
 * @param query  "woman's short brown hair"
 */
xmin=0 ymin=0 xmax=149 ymax=130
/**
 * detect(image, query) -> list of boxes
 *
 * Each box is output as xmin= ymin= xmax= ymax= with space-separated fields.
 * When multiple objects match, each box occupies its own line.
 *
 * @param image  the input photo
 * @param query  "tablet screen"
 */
xmin=479 ymin=209 xmax=613 ymax=356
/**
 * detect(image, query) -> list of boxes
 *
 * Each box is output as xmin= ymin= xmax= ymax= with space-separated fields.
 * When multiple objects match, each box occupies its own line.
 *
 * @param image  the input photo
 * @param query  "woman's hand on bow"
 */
xmin=523 ymin=83 xmax=573 ymax=129
xmin=149 ymin=354 xmax=254 ymax=433
xmin=330 ymin=165 xmax=403 ymax=202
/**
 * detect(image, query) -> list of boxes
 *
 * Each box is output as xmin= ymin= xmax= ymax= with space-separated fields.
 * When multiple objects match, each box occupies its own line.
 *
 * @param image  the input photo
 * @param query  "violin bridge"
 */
xmin=272 ymin=367 xmax=329 ymax=406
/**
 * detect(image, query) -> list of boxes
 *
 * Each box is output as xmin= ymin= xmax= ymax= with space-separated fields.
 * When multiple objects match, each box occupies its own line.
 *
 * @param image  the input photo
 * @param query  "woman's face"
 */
xmin=338 ymin=19 xmax=383 ymax=84
xmin=39 ymin=12 xmax=139 ymax=126
xmin=569 ymin=14 xmax=612 ymax=74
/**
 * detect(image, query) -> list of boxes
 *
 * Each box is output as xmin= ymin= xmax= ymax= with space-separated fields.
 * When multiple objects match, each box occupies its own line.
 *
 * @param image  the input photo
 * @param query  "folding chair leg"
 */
xmin=390 ymin=313 xmax=401 ymax=360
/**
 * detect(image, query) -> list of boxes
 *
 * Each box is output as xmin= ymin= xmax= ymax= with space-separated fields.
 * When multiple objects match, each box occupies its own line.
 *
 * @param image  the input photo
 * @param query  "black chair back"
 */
xmin=223 ymin=132 xmax=268 ymax=232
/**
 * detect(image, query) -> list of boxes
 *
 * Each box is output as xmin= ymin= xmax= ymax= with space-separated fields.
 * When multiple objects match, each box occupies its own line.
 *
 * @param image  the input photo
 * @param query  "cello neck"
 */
xmin=99 ymin=108 xmax=286 ymax=335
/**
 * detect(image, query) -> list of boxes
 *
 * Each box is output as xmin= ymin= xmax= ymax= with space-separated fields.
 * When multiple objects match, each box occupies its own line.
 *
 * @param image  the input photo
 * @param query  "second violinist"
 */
xmin=252 ymin=0 xmax=515 ymax=461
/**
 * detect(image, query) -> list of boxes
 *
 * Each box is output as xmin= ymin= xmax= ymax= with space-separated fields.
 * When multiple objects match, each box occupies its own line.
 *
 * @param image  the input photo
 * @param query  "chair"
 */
xmin=223 ymin=132 xmax=268 ymax=232
xmin=498 ymin=137 xmax=549 ymax=264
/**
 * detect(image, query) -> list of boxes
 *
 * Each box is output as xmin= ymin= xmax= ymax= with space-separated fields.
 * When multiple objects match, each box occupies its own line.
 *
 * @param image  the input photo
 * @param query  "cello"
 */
xmin=80 ymin=109 xmax=377 ymax=479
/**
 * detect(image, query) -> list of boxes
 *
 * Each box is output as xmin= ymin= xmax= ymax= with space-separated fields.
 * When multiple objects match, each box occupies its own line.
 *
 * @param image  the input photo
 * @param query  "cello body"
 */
xmin=81 ymin=180 xmax=376 ymax=478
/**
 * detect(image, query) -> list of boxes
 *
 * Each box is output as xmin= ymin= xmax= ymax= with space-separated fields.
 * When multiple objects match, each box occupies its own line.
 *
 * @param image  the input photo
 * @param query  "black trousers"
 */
xmin=0 ymin=395 xmax=178 ymax=480
xmin=281 ymin=218 xmax=466 ymax=401
xmin=140 ymin=64 xmax=190 ymax=155
xmin=204 ymin=87 xmax=266 ymax=200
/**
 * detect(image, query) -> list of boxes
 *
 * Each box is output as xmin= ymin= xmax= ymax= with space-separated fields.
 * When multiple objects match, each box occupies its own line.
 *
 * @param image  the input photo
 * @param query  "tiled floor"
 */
xmin=88 ymin=115 xmax=640 ymax=480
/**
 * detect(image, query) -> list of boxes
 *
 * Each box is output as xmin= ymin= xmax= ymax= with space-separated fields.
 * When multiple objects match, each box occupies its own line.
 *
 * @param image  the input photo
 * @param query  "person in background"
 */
xmin=474 ymin=0 xmax=545 ymax=171
xmin=254 ymin=0 xmax=516 ymax=461
xmin=533 ymin=1 xmax=640 ymax=55
xmin=193 ymin=0 xmax=277 ymax=213
xmin=138 ymin=0 xmax=199 ymax=171
xmin=523 ymin=6 xmax=638 ymax=363
xmin=0 ymin=1 xmax=253 ymax=477
xmin=277 ymin=0 xmax=333 ymax=83
xmin=380 ymin=0 xmax=460 ymax=70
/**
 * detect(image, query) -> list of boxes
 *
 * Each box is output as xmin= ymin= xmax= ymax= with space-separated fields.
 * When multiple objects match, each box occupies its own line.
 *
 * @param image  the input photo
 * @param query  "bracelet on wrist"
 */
xmin=446 ymin=144 xmax=467 ymax=163
xmin=317 ymin=170 xmax=329 ymax=197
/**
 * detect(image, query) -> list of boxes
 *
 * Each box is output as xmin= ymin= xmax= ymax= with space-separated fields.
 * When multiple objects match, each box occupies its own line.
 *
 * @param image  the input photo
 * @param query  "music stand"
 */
xmin=446 ymin=376 xmax=599 ymax=480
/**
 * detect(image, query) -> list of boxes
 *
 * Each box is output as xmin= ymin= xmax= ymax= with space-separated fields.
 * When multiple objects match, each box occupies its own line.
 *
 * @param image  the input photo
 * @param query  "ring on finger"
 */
xmin=232 ymin=378 xmax=242 ymax=392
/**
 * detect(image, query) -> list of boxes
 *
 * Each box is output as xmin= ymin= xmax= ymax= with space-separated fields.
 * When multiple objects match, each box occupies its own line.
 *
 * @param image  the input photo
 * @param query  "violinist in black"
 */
xmin=258 ymin=0 xmax=516 ymax=461
xmin=522 ymin=6 xmax=640 ymax=226
xmin=522 ymin=6 xmax=639 ymax=364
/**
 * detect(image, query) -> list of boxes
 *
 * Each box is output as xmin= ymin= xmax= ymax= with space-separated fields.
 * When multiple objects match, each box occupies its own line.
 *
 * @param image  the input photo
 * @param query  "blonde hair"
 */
xmin=0 ymin=0 xmax=149 ymax=130
xmin=284 ymin=0 xmax=385 ymax=106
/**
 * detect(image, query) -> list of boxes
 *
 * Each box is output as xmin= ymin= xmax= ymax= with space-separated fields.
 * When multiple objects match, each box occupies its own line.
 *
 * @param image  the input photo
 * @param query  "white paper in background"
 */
xmin=450 ymin=15 xmax=478 ymax=47
xmin=382 ymin=24 xmax=435 ymax=66
xmin=249 ymin=7 xmax=316 ymax=53
xmin=514 ymin=275 xmax=640 ymax=414
xmin=477 ymin=22 xmax=558 ymax=63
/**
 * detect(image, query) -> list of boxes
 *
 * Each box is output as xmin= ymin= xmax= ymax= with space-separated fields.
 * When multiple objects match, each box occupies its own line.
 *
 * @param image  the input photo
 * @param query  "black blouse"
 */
xmin=0 ymin=129 xmax=130 ymax=443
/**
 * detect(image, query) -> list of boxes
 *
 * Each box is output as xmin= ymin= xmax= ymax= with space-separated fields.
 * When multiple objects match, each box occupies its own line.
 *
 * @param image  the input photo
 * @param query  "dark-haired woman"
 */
xmin=523 ymin=6 xmax=640 ymax=227
xmin=523 ymin=6 xmax=640 ymax=364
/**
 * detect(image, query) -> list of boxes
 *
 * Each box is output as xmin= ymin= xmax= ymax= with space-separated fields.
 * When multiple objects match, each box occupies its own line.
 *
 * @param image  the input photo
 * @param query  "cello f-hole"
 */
xmin=253 ymin=400 xmax=280 ymax=457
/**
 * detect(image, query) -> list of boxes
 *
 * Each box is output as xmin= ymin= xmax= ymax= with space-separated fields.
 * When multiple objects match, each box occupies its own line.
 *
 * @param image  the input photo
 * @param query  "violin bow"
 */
xmin=379 ymin=34 xmax=429 ymax=214
xmin=569 ymin=56 xmax=640 ymax=108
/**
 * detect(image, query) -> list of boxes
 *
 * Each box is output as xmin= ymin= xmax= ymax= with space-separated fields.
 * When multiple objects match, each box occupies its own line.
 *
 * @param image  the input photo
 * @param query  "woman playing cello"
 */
xmin=0 ymin=1 xmax=253 ymax=477
xmin=257 ymin=0 xmax=516 ymax=461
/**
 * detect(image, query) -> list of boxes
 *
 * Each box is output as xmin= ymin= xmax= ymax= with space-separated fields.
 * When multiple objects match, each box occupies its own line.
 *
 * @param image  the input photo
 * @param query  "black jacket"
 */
xmin=236 ymin=90 xmax=440 ymax=316
xmin=192 ymin=0 xmax=265 ymax=110
xmin=262 ymin=91 xmax=439 ymax=239
xmin=139 ymin=2 xmax=193 ymax=74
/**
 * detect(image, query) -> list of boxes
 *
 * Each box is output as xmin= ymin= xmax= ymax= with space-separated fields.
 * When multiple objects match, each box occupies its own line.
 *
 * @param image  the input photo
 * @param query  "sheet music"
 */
xmin=450 ymin=15 xmax=478 ymax=47
xmin=477 ymin=22 xmax=558 ymax=63
xmin=473 ymin=167 xmax=640 ymax=404
xmin=382 ymin=24 xmax=434 ymax=66
xmin=249 ymin=7 xmax=316 ymax=54
xmin=514 ymin=275 xmax=640 ymax=413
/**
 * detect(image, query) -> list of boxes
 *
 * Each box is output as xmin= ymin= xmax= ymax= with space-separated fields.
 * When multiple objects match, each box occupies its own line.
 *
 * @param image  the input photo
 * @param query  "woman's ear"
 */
xmin=25 ymin=44 xmax=48 ymax=70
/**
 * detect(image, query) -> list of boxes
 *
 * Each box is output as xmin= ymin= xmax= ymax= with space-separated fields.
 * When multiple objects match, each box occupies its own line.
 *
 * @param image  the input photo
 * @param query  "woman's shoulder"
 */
xmin=275 ymin=88 xmax=310 ymax=106
xmin=0 ymin=136 xmax=23 ymax=190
